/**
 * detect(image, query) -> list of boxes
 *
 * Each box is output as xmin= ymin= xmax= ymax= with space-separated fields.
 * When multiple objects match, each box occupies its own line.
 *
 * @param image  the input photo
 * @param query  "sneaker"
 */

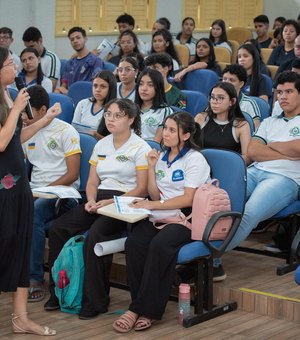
xmin=264 ymin=242 xmax=288 ymax=254
xmin=213 ymin=265 xmax=227 ymax=282
xmin=251 ymin=220 xmax=277 ymax=234
xmin=44 ymin=294 xmax=60 ymax=311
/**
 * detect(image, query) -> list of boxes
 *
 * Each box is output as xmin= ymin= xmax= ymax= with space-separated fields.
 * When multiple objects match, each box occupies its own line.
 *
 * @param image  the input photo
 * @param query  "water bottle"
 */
xmin=178 ymin=283 xmax=190 ymax=325
xmin=57 ymin=270 xmax=70 ymax=289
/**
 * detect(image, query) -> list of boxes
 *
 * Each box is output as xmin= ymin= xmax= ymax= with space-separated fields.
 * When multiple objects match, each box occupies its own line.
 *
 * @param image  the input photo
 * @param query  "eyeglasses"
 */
xmin=119 ymin=41 xmax=134 ymax=45
xmin=117 ymin=67 xmax=135 ymax=73
xmin=103 ymin=111 xmax=126 ymax=120
xmin=2 ymin=60 xmax=15 ymax=68
xmin=0 ymin=35 xmax=11 ymax=40
xmin=209 ymin=95 xmax=229 ymax=104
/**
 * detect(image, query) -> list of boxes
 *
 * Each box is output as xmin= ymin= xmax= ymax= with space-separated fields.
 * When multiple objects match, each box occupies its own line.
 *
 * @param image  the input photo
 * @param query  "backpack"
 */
xmin=52 ymin=235 xmax=85 ymax=314
xmin=191 ymin=179 xmax=232 ymax=241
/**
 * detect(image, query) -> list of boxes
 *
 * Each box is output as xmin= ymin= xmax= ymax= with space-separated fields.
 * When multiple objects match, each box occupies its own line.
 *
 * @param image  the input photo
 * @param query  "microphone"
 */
xmin=14 ymin=76 xmax=34 ymax=120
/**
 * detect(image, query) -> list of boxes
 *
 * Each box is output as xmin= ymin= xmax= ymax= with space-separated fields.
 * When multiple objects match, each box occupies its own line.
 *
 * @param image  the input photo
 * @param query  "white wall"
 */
xmin=0 ymin=0 xmax=299 ymax=59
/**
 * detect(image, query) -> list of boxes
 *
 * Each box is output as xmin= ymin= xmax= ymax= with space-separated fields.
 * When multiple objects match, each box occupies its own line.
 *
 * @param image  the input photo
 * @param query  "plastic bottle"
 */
xmin=57 ymin=270 xmax=70 ymax=289
xmin=178 ymin=283 xmax=190 ymax=325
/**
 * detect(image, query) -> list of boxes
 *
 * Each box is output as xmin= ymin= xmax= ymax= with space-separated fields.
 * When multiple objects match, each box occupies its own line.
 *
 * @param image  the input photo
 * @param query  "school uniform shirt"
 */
xmin=165 ymin=85 xmax=187 ymax=110
xmin=213 ymin=41 xmax=232 ymax=54
xmin=14 ymin=71 xmax=53 ymax=93
xmin=40 ymin=47 xmax=61 ymax=82
xmin=72 ymin=98 xmax=104 ymax=130
xmin=23 ymin=118 xmax=81 ymax=188
xmin=117 ymin=82 xmax=136 ymax=101
xmin=241 ymin=75 xmax=269 ymax=98
xmin=252 ymin=113 xmax=300 ymax=185
xmin=141 ymin=106 xmax=173 ymax=140
xmin=174 ymin=34 xmax=197 ymax=57
xmin=239 ymin=92 xmax=261 ymax=122
xmin=89 ymin=132 xmax=151 ymax=192
xmin=267 ymin=45 xmax=295 ymax=67
xmin=156 ymin=147 xmax=210 ymax=203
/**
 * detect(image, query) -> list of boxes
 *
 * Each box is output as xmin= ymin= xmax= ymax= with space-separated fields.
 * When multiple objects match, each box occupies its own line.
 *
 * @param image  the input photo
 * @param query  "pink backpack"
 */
xmin=191 ymin=179 xmax=232 ymax=241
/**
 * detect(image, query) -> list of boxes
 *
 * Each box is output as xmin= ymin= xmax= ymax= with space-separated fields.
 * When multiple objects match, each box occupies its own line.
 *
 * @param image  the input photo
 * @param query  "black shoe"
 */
xmin=44 ymin=294 xmax=60 ymax=311
xmin=213 ymin=265 xmax=227 ymax=282
xmin=78 ymin=310 xmax=104 ymax=320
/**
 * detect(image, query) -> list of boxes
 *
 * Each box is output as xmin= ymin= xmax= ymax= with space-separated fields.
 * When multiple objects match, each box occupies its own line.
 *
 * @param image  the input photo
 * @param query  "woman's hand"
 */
xmin=129 ymin=199 xmax=157 ymax=210
xmin=13 ymin=89 xmax=30 ymax=113
xmin=147 ymin=149 xmax=160 ymax=168
xmin=174 ymin=69 xmax=186 ymax=82
xmin=85 ymin=198 xmax=113 ymax=214
xmin=44 ymin=103 xmax=62 ymax=121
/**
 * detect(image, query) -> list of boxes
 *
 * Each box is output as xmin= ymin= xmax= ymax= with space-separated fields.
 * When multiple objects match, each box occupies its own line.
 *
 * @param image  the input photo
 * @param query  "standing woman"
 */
xmin=0 ymin=47 xmax=60 ymax=335
xmin=15 ymin=47 xmax=52 ymax=93
xmin=174 ymin=38 xmax=222 ymax=82
xmin=116 ymin=56 xmax=139 ymax=101
xmin=237 ymin=43 xmax=270 ymax=102
xmin=72 ymin=70 xmax=117 ymax=139
xmin=45 ymin=98 xmax=151 ymax=319
xmin=135 ymin=68 xmax=173 ymax=142
xmin=175 ymin=17 xmax=197 ymax=63
xmin=209 ymin=19 xmax=232 ymax=54
xmin=195 ymin=82 xmax=251 ymax=164
xmin=113 ymin=111 xmax=211 ymax=333
xmin=151 ymin=29 xmax=181 ymax=72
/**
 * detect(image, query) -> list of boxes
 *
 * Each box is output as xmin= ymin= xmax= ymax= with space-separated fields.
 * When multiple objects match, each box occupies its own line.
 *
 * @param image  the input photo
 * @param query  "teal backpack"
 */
xmin=52 ymin=235 xmax=85 ymax=314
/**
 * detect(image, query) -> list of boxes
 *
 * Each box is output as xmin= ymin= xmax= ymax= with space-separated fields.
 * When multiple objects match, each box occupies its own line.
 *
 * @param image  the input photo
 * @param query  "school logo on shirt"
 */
xmin=156 ymin=170 xmax=165 ymax=181
xmin=47 ymin=138 xmax=59 ymax=150
xmin=144 ymin=116 xmax=159 ymax=127
xmin=116 ymin=155 xmax=129 ymax=162
xmin=28 ymin=142 xmax=35 ymax=150
xmin=98 ymin=154 xmax=106 ymax=160
xmin=172 ymin=169 xmax=184 ymax=182
xmin=289 ymin=126 xmax=300 ymax=137
xmin=71 ymin=137 xmax=79 ymax=144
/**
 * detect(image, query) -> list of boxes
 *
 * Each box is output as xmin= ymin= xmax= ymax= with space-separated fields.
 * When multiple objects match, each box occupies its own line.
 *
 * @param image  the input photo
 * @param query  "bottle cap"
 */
xmin=179 ymin=283 xmax=190 ymax=293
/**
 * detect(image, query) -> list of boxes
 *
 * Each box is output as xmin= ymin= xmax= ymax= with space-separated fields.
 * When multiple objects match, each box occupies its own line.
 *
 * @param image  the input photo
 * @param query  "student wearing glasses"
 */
xmin=44 ymin=98 xmax=151 ymax=319
xmin=116 ymin=56 xmax=139 ymax=101
xmin=195 ymin=82 xmax=251 ymax=164
xmin=0 ymin=27 xmax=22 ymax=70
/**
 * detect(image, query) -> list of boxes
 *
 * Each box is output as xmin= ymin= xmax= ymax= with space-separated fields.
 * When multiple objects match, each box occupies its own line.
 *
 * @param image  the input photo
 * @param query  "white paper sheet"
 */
xmin=114 ymin=196 xmax=151 ymax=215
xmin=94 ymin=237 xmax=127 ymax=256
xmin=31 ymin=185 xmax=82 ymax=199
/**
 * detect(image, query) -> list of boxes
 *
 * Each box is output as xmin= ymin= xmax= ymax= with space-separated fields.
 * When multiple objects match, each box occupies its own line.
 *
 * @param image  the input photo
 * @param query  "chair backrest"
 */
xmin=242 ymin=111 xmax=255 ymax=135
xmin=266 ymin=65 xmax=279 ymax=81
xmin=228 ymin=40 xmax=240 ymax=64
xmin=8 ymin=87 xmax=18 ymax=100
xmin=248 ymin=96 xmax=270 ymax=121
xmin=227 ymin=27 xmax=253 ymax=44
xmin=68 ymin=81 xmax=93 ymax=107
xmin=261 ymin=73 xmax=273 ymax=108
xmin=79 ymin=133 xmax=97 ymax=191
xmin=146 ymin=139 xmax=162 ymax=151
xmin=175 ymin=44 xmax=190 ymax=68
xmin=49 ymin=93 xmax=75 ymax=123
xmin=60 ymin=59 xmax=68 ymax=78
xmin=103 ymin=61 xmax=116 ymax=72
xmin=214 ymin=46 xmax=231 ymax=63
xmin=201 ymin=149 xmax=246 ymax=214
xmin=181 ymin=90 xmax=208 ymax=117
xmin=217 ymin=61 xmax=231 ymax=73
xmin=260 ymin=48 xmax=273 ymax=64
xmin=183 ymin=69 xmax=219 ymax=96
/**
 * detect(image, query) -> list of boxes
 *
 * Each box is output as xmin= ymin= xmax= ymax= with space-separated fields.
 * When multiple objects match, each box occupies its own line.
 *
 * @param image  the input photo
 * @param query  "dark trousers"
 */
xmin=48 ymin=189 xmax=125 ymax=313
xmin=126 ymin=220 xmax=191 ymax=320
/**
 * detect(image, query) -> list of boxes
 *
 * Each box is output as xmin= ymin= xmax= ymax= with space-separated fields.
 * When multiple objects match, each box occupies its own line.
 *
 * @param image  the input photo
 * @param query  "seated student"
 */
xmin=195 ymin=82 xmax=251 ymax=164
xmin=253 ymin=15 xmax=272 ymax=49
xmin=174 ymin=17 xmax=197 ymax=63
xmin=55 ymin=27 xmax=104 ymax=95
xmin=116 ymin=56 xmax=138 ymax=101
xmin=150 ymin=29 xmax=181 ymax=72
xmin=244 ymin=39 xmax=270 ymax=76
xmin=222 ymin=64 xmax=261 ymax=129
xmin=144 ymin=17 xmax=171 ymax=56
xmin=174 ymin=38 xmax=222 ymax=82
xmin=272 ymin=16 xmax=286 ymax=30
xmin=109 ymin=30 xmax=144 ymax=71
xmin=144 ymin=53 xmax=187 ymax=110
xmin=135 ymin=68 xmax=173 ymax=142
xmin=0 ymin=27 xmax=22 ymax=70
xmin=237 ymin=43 xmax=270 ymax=103
xmin=112 ymin=111 xmax=210 ymax=333
xmin=268 ymin=27 xmax=283 ymax=49
xmin=72 ymin=70 xmax=117 ymax=139
xmin=209 ymin=19 xmax=232 ymax=54
xmin=268 ymin=20 xmax=300 ymax=67
xmin=12 ymin=47 xmax=52 ymax=93
xmin=44 ymin=98 xmax=151 ymax=318
xmin=22 ymin=85 xmax=81 ymax=302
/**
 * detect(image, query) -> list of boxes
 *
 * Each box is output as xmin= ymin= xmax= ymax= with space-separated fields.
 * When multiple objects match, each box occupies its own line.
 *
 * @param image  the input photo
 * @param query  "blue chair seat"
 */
xmin=272 ymin=200 xmax=300 ymax=218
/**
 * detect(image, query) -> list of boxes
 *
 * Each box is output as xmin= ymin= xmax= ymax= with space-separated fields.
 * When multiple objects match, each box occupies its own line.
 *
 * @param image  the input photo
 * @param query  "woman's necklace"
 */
xmin=218 ymin=123 xmax=228 ymax=133
xmin=214 ymin=118 xmax=229 ymax=133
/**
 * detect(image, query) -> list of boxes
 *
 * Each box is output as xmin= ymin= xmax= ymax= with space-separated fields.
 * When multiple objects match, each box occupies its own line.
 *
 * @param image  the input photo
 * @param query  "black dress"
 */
xmin=0 ymin=115 xmax=33 ymax=292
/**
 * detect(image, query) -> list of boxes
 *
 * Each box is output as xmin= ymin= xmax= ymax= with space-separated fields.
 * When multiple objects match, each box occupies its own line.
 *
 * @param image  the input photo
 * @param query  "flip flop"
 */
xmin=134 ymin=316 xmax=153 ymax=331
xmin=28 ymin=286 xmax=45 ymax=303
xmin=113 ymin=311 xmax=138 ymax=333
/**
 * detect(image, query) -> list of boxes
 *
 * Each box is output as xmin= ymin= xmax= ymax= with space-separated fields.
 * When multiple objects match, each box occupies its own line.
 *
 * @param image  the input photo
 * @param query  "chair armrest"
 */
xmin=291 ymin=228 xmax=300 ymax=262
xmin=202 ymin=211 xmax=242 ymax=257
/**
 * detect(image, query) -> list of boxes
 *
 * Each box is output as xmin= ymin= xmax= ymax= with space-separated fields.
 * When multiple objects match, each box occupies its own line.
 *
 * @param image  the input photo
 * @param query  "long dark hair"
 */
xmin=135 ymin=68 xmax=167 ymax=110
xmin=20 ymin=47 xmax=44 ymax=85
xmin=151 ymin=29 xmax=180 ymax=65
xmin=206 ymin=81 xmax=245 ymax=125
xmin=91 ymin=70 xmax=117 ymax=104
xmin=176 ymin=17 xmax=196 ymax=43
xmin=209 ymin=19 xmax=229 ymax=44
xmin=194 ymin=38 xmax=217 ymax=69
xmin=237 ymin=43 xmax=261 ymax=96
xmin=0 ymin=47 xmax=10 ymax=125
xmin=162 ymin=111 xmax=201 ymax=152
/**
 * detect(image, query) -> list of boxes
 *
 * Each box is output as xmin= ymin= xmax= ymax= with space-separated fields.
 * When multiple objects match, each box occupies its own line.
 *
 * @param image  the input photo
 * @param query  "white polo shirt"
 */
xmin=156 ymin=147 xmax=210 ymax=200
xmin=240 ymin=92 xmax=261 ymax=122
xmin=72 ymin=98 xmax=104 ymax=130
xmin=253 ymin=114 xmax=300 ymax=185
xmin=141 ymin=106 xmax=173 ymax=140
xmin=89 ymin=132 xmax=151 ymax=192
xmin=23 ymin=118 xmax=81 ymax=188
xmin=117 ymin=82 xmax=136 ymax=102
